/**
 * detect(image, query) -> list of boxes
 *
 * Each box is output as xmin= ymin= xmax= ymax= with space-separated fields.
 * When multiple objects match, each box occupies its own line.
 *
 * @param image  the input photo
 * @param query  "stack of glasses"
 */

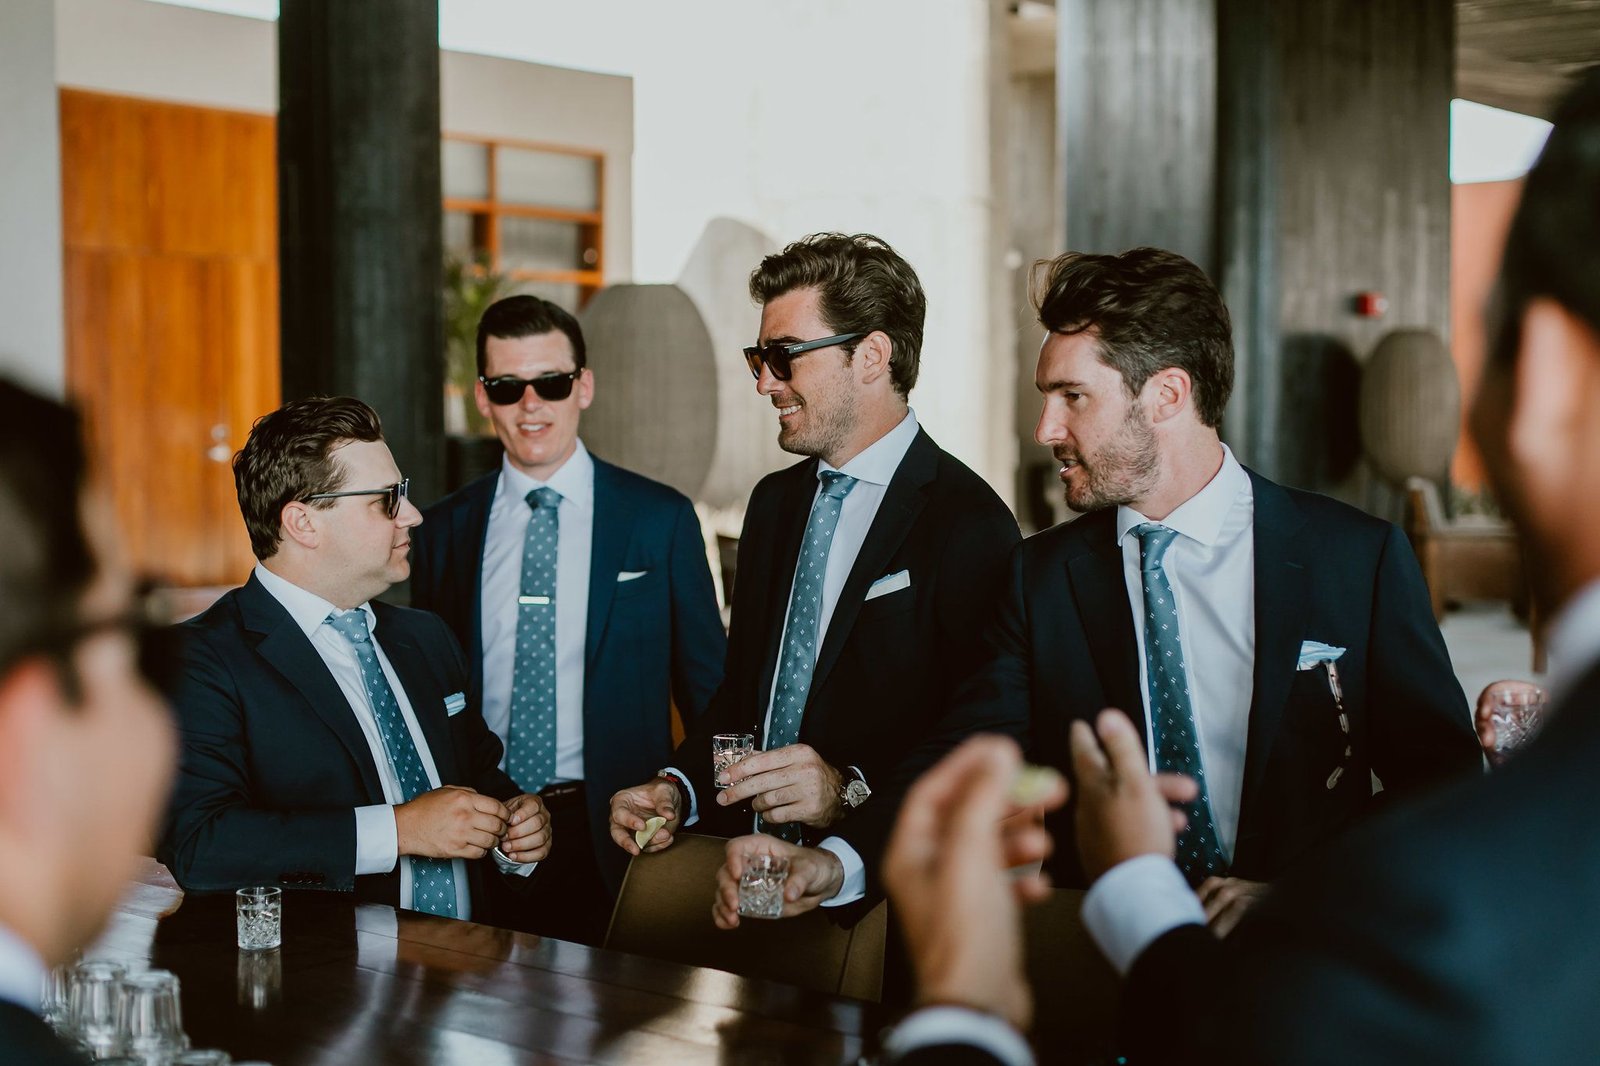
xmin=39 ymin=959 xmax=249 ymax=1064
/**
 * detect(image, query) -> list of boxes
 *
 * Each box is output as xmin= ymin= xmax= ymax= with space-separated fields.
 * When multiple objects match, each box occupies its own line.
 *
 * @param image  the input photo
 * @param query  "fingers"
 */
xmin=467 ymin=792 xmax=511 ymax=819
xmin=1069 ymin=719 xmax=1109 ymax=785
xmin=999 ymin=822 xmax=1054 ymax=872
xmin=1094 ymin=709 xmax=1149 ymax=778
xmin=749 ymin=784 xmax=801 ymax=814
xmin=721 ymin=743 xmax=808 ymax=786
xmin=1154 ymin=772 xmax=1199 ymax=805
xmin=1209 ymin=893 xmax=1255 ymax=938
xmin=888 ymin=736 xmax=1021 ymax=881
xmin=717 ymin=767 xmax=796 ymax=806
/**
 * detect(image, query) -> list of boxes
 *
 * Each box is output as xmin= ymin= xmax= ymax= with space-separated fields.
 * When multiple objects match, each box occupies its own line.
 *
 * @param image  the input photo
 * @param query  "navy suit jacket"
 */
xmin=955 ymin=468 xmax=1481 ymax=889
xmin=408 ymin=454 xmax=726 ymax=888
xmin=157 ymin=574 xmax=524 ymax=919
xmin=677 ymin=428 xmax=1021 ymax=867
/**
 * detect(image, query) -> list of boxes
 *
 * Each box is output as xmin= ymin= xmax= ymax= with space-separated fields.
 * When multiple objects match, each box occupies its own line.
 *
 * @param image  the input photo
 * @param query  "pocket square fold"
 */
xmin=617 ymin=570 xmax=648 ymax=582
xmin=865 ymin=569 xmax=911 ymax=601
xmin=443 ymin=692 xmax=467 ymax=716
xmin=1296 ymin=641 xmax=1346 ymax=670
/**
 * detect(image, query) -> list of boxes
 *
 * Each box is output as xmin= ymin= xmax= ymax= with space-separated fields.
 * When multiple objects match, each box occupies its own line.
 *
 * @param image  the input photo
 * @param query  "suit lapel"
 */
xmin=807 ymin=430 xmax=938 ymax=705
xmin=240 ymin=575 xmax=386 ymax=802
xmin=456 ymin=475 xmax=496 ymax=697
xmin=375 ymin=606 xmax=461 ymax=785
xmin=754 ymin=460 xmax=822 ymax=730
xmin=1235 ymin=471 xmax=1310 ymax=853
xmin=586 ymin=458 xmax=638 ymax=674
xmin=1065 ymin=514 xmax=1149 ymax=749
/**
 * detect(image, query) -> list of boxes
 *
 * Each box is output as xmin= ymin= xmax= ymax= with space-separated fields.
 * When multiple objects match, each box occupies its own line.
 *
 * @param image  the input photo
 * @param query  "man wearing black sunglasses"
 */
xmin=609 ymin=232 xmax=1020 ymax=931
xmin=0 ymin=379 xmax=177 ymax=1064
xmin=160 ymin=397 xmax=554 ymax=927
xmin=409 ymin=295 xmax=727 ymax=945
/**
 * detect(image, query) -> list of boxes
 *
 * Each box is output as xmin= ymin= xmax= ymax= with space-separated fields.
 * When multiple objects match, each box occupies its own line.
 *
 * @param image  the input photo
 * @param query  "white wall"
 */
xmin=0 ymin=0 xmax=66 ymax=395
xmin=51 ymin=0 xmax=634 ymax=279
xmin=438 ymin=0 xmax=1014 ymax=495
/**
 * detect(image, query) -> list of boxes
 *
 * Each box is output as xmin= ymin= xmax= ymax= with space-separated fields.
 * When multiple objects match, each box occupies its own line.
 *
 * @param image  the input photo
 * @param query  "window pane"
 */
xmin=442 ymin=140 xmax=489 ymax=201
xmin=508 ymin=278 xmax=582 ymax=314
xmin=443 ymin=211 xmax=477 ymax=259
xmin=498 ymin=147 xmax=598 ymax=212
xmin=501 ymin=216 xmax=595 ymax=274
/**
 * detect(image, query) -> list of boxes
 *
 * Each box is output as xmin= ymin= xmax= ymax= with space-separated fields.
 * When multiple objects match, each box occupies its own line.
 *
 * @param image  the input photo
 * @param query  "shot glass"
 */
xmin=712 ymin=733 xmax=756 ymax=789
xmin=736 ymin=853 xmax=790 ymax=920
xmin=118 ymin=969 xmax=186 ymax=1061
xmin=1490 ymin=687 xmax=1547 ymax=760
xmin=236 ymin=886 xmax=282 ymax=951
xmin=39 ymin=962 xmax=71 ymax=1033
xmin=67 ymin=959 xmax=126 ymax=1058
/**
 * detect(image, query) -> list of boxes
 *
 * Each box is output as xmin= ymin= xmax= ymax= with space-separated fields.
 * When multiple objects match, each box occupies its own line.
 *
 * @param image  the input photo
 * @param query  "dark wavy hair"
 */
xmin=233 ymin=396 xmax=385 ymax=560
xmin=476 ymin=294 xmax=587 ymax=375
xmin=748 ymin=232 xmax=926 ymax=397
xmin=1032 ymin=247 xmax=1234 ymax=428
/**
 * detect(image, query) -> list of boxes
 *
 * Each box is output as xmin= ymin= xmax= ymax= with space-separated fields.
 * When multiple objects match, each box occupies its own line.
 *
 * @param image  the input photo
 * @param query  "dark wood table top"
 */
xmin=91 ymin=861 xmax=872 ymax=1065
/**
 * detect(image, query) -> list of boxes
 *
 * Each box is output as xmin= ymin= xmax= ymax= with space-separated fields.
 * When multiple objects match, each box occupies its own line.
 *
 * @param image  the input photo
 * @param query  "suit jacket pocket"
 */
xmin=855 ymin=584 xmax=915 ymax=620
xmin=611 ymin=568 xmax=664 ymax=601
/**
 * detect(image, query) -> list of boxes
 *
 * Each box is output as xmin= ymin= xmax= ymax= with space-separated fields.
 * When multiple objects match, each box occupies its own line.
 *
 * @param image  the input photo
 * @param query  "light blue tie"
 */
xmin=761 ymin=470 xmax=858 ymax=841
xmin=325 ymin=609 xmax=459 ymax=918
xmin=1133 ymin=523 xmax=1228 ymax=887
xmin=508 ymin=486 xmax=561 ymax=793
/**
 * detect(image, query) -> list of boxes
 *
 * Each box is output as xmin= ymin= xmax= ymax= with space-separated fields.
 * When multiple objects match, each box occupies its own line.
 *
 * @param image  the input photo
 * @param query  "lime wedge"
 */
xmin=635 ymin=815 xmax=667 ymax=849
xmin=1009 ymin=764 xmax=1062 ymax=806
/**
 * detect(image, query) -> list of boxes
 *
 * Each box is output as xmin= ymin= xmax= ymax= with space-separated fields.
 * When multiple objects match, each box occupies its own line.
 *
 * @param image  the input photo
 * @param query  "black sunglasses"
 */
xmin=743 ymin=333 xmax=866 ymax=382
xmin=479 ymin=370 xmax=584 ymax=405
xmin=304 ymin=478 xmax=410 ymax=520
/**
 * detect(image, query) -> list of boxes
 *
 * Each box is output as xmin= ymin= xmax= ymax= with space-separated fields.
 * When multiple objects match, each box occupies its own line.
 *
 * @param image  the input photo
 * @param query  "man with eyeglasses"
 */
xmin=160 ymin=396 xmax=554 ymax=924
xmin=409 ymin=295 xmax=726 ymax=944
xmin=0 ymin=379 xmax=177 ymax=1064
xmin=607 ymin=232 xmax=1020 ymax=930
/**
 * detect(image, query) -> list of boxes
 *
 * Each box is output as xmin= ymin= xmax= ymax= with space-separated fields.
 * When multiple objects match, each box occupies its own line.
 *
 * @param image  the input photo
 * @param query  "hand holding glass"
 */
xmin=712 ymin=733 xmax=756 ymax=789
xmin=1491 ymin=687 xmax=1546 ymax=759
xmin=737 ymin=853 xmax=790 ymax=919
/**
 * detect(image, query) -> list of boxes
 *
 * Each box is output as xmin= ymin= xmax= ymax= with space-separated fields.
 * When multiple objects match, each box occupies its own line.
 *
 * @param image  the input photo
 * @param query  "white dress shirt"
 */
xmin=254 ymin=565 xmax=532 ymax=922
xmin=1116 ymin=443 xmax=1255 ymax=861
xmin=0 ymin=923 xmax=44 ymax=1015
xmin=479 ymin=442 xmax=593 ymax=784
xmin=671 ymin=410 xmax=921 ymax=907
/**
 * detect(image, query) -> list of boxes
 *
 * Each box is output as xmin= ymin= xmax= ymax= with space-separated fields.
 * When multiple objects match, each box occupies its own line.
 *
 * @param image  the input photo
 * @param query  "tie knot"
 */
xmin=818 ymin=471 xmax=858 ymax=501
xmin=526 ymin=486 xmax=562 ymax=512
xmin=325 ymin=609 xmax=372 ymax=644
xmin=1132 ymin=522 xmax=1179 ymax=571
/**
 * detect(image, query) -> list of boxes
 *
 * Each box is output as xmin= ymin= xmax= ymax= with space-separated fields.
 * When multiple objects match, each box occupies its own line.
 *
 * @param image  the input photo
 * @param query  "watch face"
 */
xmin=845 ymin=780 xmax=871 ymax=807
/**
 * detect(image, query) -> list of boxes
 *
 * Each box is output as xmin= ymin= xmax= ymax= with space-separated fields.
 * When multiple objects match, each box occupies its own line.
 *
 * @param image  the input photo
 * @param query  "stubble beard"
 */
xmin=1061 ymin=402 xmax=1162 ymax=512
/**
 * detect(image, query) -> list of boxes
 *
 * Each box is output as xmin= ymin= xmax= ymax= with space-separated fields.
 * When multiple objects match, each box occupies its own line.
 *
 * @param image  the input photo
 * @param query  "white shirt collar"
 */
xmin=253 ymin=563 xmax=375 ymax=642
xmin=0 ymin=923 xmax=45 ymax=1013
xmin=1116 ymin=444 xmax=1248 ymax=548
xmin=820 ymin=408 xmax=920 ymax=488
xmin=496 ymin=438 xmax=594 ymax=511
xmin=1545 ymin=577 xmax=1600 ymax=704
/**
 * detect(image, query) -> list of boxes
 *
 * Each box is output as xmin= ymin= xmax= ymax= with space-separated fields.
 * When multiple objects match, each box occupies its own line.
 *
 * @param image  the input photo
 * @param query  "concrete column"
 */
xmin=278 ymin=0 xmax=444 ymax=502
xmin=0 ymin=0 xmax=64 ymax=395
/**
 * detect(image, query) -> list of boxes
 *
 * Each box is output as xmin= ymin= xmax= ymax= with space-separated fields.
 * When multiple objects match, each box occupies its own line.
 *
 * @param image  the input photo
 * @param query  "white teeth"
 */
xmin=519 ymin=423 xmax=548 ymax=432
xmin=777 ymin=404 xmax=801 ymax=417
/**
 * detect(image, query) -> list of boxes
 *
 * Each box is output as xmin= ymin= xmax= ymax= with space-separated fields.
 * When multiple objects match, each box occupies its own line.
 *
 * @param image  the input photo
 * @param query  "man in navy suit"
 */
xmin=160 ymin=397 xmax=553 ymax=925
xmin=409 ymin=295 xmax=726 ymax=945
xmin=609 ymin=233 xmax=1020 ymax=927
xmin=0 ymin=380 xmax=176 ymax=1065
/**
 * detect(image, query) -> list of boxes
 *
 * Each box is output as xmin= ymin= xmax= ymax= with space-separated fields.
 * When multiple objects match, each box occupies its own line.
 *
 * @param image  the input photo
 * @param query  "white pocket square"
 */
xmin=443 ymin=692 xmax=467 ymax=716
xmin=1295 ymin=640 xmax=1347 ymax=670
xmin=865 ymin=569 xmax=911 ymax=601
xmin=617 ymin=570 xmax=648 ymax=582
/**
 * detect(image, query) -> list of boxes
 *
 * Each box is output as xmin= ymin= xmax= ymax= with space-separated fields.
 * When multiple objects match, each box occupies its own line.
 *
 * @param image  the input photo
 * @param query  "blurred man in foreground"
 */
xmin=0 ymin=380 xmax=176 ymax=1063
xmin=879 ymin=65 xmax=1600 ymax=1065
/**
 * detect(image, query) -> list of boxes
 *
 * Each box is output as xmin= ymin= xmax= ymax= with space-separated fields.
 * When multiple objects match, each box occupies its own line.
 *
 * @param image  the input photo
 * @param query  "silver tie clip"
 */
xmin=518 ymin=595 xmax=552 ymax=606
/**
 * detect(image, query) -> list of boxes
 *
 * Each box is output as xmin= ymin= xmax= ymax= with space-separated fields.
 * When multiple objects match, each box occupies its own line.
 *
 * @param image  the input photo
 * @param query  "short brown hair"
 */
xmin=749 ymin=232 xmax=926 ymax=397
xmin=1033 ymin=247 xmax=1234 ymax=428
xmin=233 ymin=397 xmax=384 ymax=560
xmin=476 ymin=294 xmax=586 ymax=376
xmin=0 ymin=379 xmax=95 ymax=677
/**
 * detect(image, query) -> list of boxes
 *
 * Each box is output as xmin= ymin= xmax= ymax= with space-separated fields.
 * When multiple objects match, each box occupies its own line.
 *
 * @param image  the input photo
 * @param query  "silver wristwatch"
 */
xmin=840 ymin=767 xmax=871 ymax=809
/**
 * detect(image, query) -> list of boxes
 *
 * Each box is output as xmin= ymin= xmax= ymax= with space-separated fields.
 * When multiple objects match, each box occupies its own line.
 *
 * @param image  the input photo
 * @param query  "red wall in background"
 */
xmin=1450 ymin=179 xmax=1523 ymax=489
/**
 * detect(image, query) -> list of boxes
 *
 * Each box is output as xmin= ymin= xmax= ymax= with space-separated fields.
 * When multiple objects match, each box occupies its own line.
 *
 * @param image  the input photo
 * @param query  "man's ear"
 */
xmin=857 ymin=331 xmax=894 ymax=386
xmin=279 ymin=501 xmax=320 ymax=551
xmin=1508 ymin=298 xmax=1599 ymax=474
xmin=1145 ymin=367 xmax=1194 ymax=425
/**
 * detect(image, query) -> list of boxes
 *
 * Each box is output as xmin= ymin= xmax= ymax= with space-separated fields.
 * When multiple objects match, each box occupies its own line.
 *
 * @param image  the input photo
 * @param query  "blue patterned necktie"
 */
xmin=325 ymin=609 xmax=458 ymax=917
xmin=508 ymin=486 xmax=561 ymax=793
xmin=760 ymin=470 xmax=858 ymax=841
xmin=1132 ymin=522 xmax=1228 ymax=887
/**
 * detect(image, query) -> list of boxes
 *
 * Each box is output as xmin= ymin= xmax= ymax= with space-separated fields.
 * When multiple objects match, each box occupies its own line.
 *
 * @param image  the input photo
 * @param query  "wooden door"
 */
xmin=60 ymin=89 xmax=278 ymax=588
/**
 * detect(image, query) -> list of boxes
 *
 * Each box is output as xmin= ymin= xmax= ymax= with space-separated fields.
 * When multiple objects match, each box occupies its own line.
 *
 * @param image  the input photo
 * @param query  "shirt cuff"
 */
xmin=815 ymin=836 xmax=867 ymax=907
xmin=882 ymin=1006 xmax=1034 ymax=1066
xmin=1080 ymin=853 xmax=1206 ymax=976
xmin=354 ymin=804 xmax=399 ymax=876
xmin=660 ymin=766 xmax=698 ymax=826
xmin=491 ymin=847 xmax=538 ymax=877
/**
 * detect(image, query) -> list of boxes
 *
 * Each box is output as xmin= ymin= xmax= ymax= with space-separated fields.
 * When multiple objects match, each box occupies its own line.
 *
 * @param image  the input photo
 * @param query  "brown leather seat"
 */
xmin=605 ymin=832 xmax=886 ymax=1001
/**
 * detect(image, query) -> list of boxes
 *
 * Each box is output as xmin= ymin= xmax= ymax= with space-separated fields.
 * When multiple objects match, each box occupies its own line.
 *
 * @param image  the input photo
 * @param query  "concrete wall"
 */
xmin=0 ymin=0 xmax=65 ymax=395
xmin=51 ymin=0 xmax=634 ymax=280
